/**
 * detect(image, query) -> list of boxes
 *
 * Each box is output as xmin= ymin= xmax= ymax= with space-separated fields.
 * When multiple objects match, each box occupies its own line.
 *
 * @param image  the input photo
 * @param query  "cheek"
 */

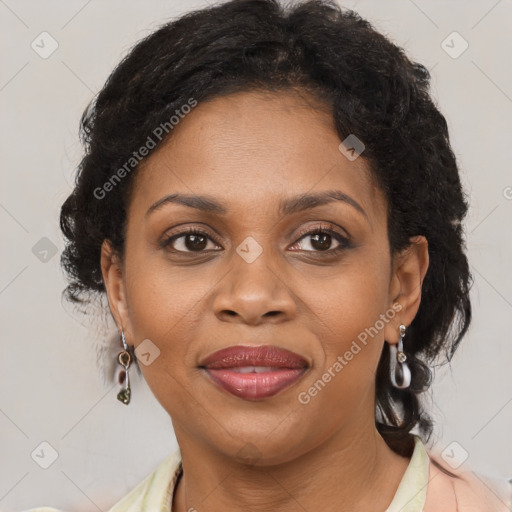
xmin=303 ymin=251 xmax=390 ymax=351
xmin=124 ymin=263 xmax=200 ymax=417
xmin=293 ymin=264 xmax=389 ymax=429
xmin=123 ymin=252 xmax=202 ymax=383
xmin=124 ymin=241 xmax=206 ymax=336
xmin=294 ymin=252 xmax=391 ymax=414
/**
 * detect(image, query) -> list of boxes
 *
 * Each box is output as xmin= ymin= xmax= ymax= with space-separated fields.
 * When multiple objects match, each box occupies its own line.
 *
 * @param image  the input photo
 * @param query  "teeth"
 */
xmin=232 ymin=366 xmax=277 ymax=373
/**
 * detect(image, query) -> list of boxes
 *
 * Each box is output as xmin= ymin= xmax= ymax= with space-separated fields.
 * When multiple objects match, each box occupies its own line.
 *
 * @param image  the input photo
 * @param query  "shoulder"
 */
xmin=20 ymin=449 xmax=183 ymax=512
xmin=106 ymin=448 xmax=182 ymax=511
xmin=424 ymin=453 xmax=512 ymax=512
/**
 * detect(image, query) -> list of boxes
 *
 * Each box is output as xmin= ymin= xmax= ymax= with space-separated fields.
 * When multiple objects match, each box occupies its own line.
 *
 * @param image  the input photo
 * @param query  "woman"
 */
xmin=26 ymin=0 xmax=511 ymax=510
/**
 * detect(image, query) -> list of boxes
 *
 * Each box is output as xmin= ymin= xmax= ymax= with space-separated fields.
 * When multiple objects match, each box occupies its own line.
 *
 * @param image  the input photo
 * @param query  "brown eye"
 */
xmin=161 ymin=228 xmax=221 ymax=253
xmin=309 ymin=232 xmax=334 ymax=251
xmin=289 ymin=225 xmax=352 ymax=254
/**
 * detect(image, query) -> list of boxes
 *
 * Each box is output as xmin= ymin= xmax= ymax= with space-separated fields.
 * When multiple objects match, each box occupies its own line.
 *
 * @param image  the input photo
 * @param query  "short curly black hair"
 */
xmin=60 ymin=0 xmax=472 ymax=458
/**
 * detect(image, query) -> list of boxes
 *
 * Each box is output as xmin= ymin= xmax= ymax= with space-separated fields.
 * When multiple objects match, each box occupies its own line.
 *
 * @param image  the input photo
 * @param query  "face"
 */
xmin=102 ymin=89 xmax=427 ymax=465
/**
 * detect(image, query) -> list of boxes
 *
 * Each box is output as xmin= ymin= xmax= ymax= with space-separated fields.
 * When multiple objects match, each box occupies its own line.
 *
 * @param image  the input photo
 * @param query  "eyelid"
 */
xmin=293 ymin=222 xmax=351 ymax=243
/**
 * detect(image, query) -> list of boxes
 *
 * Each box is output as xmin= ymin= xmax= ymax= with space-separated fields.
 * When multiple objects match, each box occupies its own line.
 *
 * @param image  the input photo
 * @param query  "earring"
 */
xmin=116 ymin=330 xmax=132 ymax=405
xmin=389 ymin=324 xmax=411 ymax=389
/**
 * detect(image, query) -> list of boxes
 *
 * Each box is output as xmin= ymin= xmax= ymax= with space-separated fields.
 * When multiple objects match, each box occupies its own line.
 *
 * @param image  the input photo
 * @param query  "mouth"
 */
xmin=199 ymin=345 xmax=309 ymax=401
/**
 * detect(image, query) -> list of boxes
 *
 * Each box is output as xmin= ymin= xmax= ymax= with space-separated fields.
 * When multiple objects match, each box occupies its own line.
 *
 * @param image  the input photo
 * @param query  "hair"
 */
xmin=60 ymin=0 xmax=472 ymax=460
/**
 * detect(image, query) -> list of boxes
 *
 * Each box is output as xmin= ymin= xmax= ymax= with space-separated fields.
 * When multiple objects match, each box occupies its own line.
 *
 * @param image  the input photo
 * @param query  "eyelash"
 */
xmin=160 ymin=223 xmax=352 ymax=256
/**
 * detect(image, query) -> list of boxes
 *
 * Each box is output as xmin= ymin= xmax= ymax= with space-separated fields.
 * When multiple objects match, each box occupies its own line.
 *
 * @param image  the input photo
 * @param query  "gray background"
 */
xmin=1 ymin=0 xmax=511 ymax=510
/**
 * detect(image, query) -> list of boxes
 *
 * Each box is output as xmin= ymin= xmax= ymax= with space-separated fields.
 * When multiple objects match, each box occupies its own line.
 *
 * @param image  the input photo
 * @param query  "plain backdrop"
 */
xmin=1 ymin=0 xmax=511 ymax=510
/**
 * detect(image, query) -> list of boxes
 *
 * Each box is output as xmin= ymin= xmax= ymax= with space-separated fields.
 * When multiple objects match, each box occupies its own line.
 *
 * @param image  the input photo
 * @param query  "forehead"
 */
xmin=128 ymin=90 xmax=385 ymax=226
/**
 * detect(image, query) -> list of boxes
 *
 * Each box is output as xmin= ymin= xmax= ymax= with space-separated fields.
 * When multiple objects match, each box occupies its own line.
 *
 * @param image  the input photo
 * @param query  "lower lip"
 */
xmin=204 ymin=368 xmax=307 ymax=400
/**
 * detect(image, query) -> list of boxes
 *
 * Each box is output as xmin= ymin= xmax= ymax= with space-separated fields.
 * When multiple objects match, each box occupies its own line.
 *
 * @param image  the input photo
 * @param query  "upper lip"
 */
xmin=199 ymin=345 xmax=309 ymax=370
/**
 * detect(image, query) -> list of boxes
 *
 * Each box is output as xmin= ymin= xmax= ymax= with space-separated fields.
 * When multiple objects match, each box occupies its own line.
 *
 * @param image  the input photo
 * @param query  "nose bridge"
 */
xmin=212 ymin=236 xmax=295 ymax=323
xmin=231 ymin=235 xmax=280 ymax=298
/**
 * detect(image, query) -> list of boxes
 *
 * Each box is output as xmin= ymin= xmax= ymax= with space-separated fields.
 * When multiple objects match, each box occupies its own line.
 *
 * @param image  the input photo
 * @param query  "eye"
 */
xmin=160 ymin=223 xmax=352 ymax=255
xmin=289 ymin=224 xmax=352 ymax=254
xmin=160 ymin=227 xmax=221 ymax=253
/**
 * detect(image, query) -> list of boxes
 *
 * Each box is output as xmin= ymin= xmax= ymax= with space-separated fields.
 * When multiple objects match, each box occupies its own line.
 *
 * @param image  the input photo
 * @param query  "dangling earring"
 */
xmin=389 ymin=324 xmax=411 ymax=389
xmin=117 ymin=330 xmax=132 ymax=405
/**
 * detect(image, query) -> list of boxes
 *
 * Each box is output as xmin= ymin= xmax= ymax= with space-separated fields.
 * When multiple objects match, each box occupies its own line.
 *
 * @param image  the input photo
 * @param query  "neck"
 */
xmin=171 ymin=419 xmax=411 ymax=512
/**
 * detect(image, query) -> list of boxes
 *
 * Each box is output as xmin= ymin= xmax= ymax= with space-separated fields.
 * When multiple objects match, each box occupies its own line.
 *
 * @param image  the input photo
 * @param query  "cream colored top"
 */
xmin=23 ymin=435 xmax=512 ymax=512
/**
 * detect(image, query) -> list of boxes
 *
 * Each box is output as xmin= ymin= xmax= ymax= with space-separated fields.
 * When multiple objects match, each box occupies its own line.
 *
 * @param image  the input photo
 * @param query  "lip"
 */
xmin=199 ymin=345 xmax=309 ymax=401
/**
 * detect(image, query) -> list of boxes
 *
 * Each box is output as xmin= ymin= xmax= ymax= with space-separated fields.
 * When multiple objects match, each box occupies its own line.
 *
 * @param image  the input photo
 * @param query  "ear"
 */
xmin=384 ymin=235 xmax=429 ymax=344
xmin=100 ymin=239 xmax=134 ymax=343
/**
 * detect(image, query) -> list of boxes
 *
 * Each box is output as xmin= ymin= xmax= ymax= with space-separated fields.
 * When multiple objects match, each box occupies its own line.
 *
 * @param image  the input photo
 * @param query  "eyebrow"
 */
xmin=145 ymin=189 xmax=369 ymax=222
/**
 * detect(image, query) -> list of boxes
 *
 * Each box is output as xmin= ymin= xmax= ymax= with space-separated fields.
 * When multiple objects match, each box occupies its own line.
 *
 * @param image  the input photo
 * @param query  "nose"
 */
xmin=212 ymin=250 xmax=297 ymax=326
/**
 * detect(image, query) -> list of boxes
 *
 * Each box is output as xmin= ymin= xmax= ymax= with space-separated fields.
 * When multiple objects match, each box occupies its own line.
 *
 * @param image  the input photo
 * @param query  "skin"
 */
xmin=101 ymin=89 xmax=429 ymax=512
